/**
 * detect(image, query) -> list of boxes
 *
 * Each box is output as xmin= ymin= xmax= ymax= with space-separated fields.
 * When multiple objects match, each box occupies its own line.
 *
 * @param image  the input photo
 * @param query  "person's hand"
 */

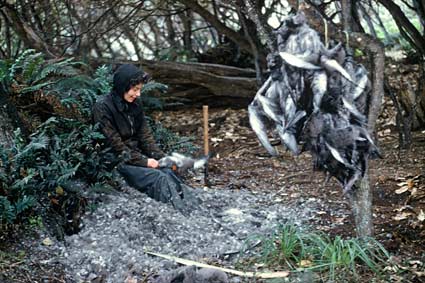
xmin=147 ymin=158 xmax=159 ymax=168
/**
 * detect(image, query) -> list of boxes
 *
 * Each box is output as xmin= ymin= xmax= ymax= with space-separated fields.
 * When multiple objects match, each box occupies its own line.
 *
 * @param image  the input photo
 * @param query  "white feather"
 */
xmin=322 ymin=58 xmax=354 ymax=83
xmin=279 ymin=52 xmax=321 ymax=70
xmin=257 ymin=95 xmax=281 ymax=123
xmin=342 ymin=97 xmax=365 ymax=119
xmin=325 ymin=142 xmax=346 ymax=164
xmin=248 ymin=105 xmax=278 ymax=156
xmin=352 ymin=74 xmax=368 ymax=99
xmin=194 ymin=159 xmax=207 ymax=169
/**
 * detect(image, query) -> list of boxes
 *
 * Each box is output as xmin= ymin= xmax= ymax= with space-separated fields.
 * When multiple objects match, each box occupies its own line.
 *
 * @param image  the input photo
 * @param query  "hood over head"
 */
xmin=112 ymin=64 xmax=149 ymax=97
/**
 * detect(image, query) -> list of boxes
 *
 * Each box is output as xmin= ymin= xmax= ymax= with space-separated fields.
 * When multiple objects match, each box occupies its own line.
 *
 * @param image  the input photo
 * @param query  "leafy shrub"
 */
xmin=0 ymin=50 xmax=196 ymax=229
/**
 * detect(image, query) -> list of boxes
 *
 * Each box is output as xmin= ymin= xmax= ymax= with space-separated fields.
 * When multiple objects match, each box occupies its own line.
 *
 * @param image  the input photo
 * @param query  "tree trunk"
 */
xmin=377 ymin=0 xmax=425 ymax=56
xmin=348 ymin=36 xmax=384 ymax=238
xmin=177 ymin=0 xmax=266 ymax=63
xmin=1 ymin=3 xmax=56 ymax=58
xmin=351 ymin=174 xmax=374 ymax=237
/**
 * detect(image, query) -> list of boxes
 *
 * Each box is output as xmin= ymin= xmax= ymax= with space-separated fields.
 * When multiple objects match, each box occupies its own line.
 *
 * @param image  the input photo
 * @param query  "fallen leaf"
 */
xmin=418 ymin=210 xmax=425 ymax=222
xmin=56 ymin=186 xmax=64 ymax=196
xmin=299 ymin=260 xmax=313 ymax=268
xmin=407 ymin=179 xmax=415 ymax=189
xmin=378 ymin=175 xmax=387 ymax=183
xmin=393 ymin=212 xmax=413 ymax=221
xmin=125 ymin=276 xmax=138 ymax=283
xmin=411 ymin=187 xmax=418 ymax=196
xmin=42 ymin=237 xmax=53 ymax=246
xmin=395 ymin=186 xmax=409 ymax=194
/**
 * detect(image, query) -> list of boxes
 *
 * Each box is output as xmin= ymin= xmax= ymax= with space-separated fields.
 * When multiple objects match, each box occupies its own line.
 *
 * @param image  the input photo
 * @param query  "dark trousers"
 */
xmin=117 ymin=164 xmax=189 ymax=212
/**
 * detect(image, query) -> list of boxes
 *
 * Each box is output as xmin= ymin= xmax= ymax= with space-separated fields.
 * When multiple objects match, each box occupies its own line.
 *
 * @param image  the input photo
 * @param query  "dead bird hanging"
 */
xmin=248 ymin=12 xmax=380 ymax=194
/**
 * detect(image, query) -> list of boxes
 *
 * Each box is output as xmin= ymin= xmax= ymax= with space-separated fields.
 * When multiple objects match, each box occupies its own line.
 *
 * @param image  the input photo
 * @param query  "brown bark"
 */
xmin=235 ymin=1 xmax=263 ymax=85
xmin=1 ymin=3 xmax=56 ymax=57
xmin=179 ymin=10 xmax=194 ymax=57
xmin=176 ymin=0 xmax=263 ymax=61
xmin=141 ymin=60 xmax=257 ymax=99
xmin=111 ymin=8 xmax=143 ymax=60
xmin=351 ymin=174 xmax=374 ymax=237
xmin=350 ymin=32 xmax=385 ymax=238
xmin=377 ymin=0 xmax=425 ymax=55
xmin=94 ymin=58 xmax=257 ymax=106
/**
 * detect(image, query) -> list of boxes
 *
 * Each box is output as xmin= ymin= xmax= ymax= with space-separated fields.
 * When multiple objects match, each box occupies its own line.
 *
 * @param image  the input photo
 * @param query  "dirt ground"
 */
xmin=1 ymin=103 xmax=424 ymax=282
xmin=154 ymin=105 xmax=425 ymax=282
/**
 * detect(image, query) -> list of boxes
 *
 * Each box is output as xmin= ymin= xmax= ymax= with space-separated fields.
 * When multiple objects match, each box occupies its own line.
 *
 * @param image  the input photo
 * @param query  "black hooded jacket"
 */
xmin=93 ymin=64 xmax=164 ymax=167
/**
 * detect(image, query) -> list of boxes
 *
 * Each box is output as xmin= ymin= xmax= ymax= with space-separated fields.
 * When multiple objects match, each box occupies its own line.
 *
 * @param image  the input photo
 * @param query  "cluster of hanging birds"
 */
xmin=248 ymin=12 xmax=380 ymax=194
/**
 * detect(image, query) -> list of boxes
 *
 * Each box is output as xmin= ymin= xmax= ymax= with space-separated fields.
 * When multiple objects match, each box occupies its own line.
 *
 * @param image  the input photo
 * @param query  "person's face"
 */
xmin=123 ymin=83 xmax=142 ymax=103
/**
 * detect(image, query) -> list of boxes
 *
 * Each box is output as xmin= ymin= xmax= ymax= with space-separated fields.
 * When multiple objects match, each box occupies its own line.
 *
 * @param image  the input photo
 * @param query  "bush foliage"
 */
xmin=0 ymin=50 xmax=194 ymax=229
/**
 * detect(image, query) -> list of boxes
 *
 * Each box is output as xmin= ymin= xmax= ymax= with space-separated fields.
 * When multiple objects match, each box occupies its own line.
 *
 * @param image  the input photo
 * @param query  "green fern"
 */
xmin=57 ymin=163 xmax=80 ymax=184
xmin=14 ymin=135 xmax=49 ymax=162
xmin=33 ymin=58 xmax=81 ymax=84
xmin=139 ymin=81 xmax=167 ymax=112
xmin=11 ymin=168 xmax=37 ymax=190
xmin=0 ymin=52 xmax=196 ymax=229
xmin=94 ymin=65 xmax=112 ymax=95
xmin=0 ymin=197 xmax=16 ymax=224
xmin=14 ymin=195 xmax=36 ymax=215
xmin=8 ymin=49 xmax=36 ymax=82
xmin=0 ymin=60 xmax=9 ymax=81
xmin=21 ymin=52 xmax=44 ymax=83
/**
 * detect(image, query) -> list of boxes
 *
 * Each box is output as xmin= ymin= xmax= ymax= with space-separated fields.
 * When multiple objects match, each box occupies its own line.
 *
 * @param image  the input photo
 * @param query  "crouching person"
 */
xmin=93 ymin=64 xmax=192 ymax=214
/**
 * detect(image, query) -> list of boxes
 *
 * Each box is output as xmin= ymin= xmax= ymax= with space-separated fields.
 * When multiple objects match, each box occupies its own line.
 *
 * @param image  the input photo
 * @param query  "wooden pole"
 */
xmin=203 ymin=105 xmax=209 ymax=186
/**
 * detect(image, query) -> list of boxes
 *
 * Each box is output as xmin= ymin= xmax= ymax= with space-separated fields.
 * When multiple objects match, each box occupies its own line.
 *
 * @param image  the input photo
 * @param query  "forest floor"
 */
xmin=153 ymin=105 xmax=425 ymax=282
xmin=1 ymin=103 xmax=424 ymax=282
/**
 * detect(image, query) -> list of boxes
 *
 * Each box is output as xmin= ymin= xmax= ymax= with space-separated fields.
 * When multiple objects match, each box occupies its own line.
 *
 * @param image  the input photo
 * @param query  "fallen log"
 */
xmin=93 ymin=58 xmax=258 ymax=108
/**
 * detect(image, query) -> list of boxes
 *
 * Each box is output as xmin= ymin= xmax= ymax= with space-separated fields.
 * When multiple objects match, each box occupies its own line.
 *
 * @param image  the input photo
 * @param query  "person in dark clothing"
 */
xmin=93 ymin=64 xmax=190 ymax=213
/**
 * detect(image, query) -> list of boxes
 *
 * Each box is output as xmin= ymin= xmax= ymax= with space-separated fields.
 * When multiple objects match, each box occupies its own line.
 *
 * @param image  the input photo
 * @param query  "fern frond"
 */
xmin=33 ymin=58 xmax=81 ymax=84
xmin=14 ymin=195 xmax=36 ymax=214
xmin=142 ymin=81 xmax=168 ymax=94
xmin=0 ymin=60 xmax=10 ymax=81
xmin=94 ymin=65 xmax=112 ymax=95
xmin=22 ymin=52 xmax=44 ymax=83
xmin=8 ymin=49 xmax=36 ymax=81
xmin=14 ymin=135 xmax=49 ymax=161
xmin=57 ymin=163 xmax=80 ymax=184
xmin=20 ymin=81 xmax=54 ymax=94
xmin=11 ymin=168 xmax=37 ymax=189
xmin=0 ymin=196 xmax=16 ymax=224
xmin=141 ymin=95 xmax=163 ymax=111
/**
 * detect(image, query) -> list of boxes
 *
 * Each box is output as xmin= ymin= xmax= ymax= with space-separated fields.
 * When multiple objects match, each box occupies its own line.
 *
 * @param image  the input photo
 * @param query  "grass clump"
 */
xmin=240 ymin=224 xmax=390 ymax=282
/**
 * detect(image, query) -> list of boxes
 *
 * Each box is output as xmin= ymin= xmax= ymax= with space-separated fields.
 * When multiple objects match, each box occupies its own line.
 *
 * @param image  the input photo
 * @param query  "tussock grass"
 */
xmin=239 ymin=224 xmax=390 ymax=282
